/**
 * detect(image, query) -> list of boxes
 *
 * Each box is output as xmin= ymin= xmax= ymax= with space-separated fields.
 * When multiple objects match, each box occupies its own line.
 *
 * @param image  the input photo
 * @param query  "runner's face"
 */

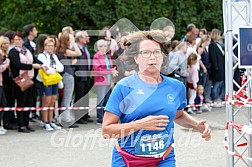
xmin=135 ymin=40 xmax=163 ymax=74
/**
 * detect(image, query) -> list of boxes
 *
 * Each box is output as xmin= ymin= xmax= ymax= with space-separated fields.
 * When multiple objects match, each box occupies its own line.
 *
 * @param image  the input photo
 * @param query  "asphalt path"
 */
xmin=0 ymin=99 xmax=249 ymax=167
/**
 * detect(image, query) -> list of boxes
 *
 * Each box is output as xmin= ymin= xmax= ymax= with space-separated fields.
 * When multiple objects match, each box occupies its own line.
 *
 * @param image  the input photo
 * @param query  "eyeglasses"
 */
xmin=99 ymin=45 xmax=107 ymax=47
xmin=46 ymin=45 xmax=55 ymax=47
xmin=138 ymin=49 xmax=163 ymax=58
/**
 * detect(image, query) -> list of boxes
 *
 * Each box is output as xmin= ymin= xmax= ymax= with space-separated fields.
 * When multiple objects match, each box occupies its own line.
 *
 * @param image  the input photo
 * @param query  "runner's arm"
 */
xmin=175 ymin=110 xmax=211 ymax=141
xmin=102 ymin=112 xmax=169 ymax=138
xmin=174 ymin=110 xmax=199 ymax=129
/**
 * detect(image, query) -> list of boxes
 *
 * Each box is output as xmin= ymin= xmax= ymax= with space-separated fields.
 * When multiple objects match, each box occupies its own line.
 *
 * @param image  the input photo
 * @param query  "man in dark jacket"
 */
xmin=23 ymin=24 xmax=39 ymax=121
xmin=73 ymin=30 xmax=93 ymax=124
xmin=23 ymin=24 xmax=37 ymax=55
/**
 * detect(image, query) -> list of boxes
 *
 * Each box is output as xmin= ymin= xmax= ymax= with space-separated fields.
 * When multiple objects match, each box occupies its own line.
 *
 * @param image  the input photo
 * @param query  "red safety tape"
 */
xmin=186 ymin=101 xmax=225 ymax=108
xmin=231 ymin=92 xmax=252 ymax=107
xmin=237 ymin=142 xmax=247 ymax=147
xmin=0 ymin=102 xmax=223 ymax=111
xmin=2 ymin=91 xmax=251 ymax=111
xmin=0 ymin=106 xmax=104 ymax=111
xmin=225 ymin=94 xmax=229 ymax=102
xmin=224 ymin=122 xmax=252 ymax=161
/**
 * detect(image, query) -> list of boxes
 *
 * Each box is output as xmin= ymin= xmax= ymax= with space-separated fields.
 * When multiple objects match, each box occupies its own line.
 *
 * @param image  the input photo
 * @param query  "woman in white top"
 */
xmin=37 ymin=38 xmax=64 ymax=131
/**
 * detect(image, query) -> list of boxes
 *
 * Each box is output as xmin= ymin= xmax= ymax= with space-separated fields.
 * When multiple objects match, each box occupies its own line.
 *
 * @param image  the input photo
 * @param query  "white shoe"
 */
xmin=212 ymin=102 xmax=223 ymax=108
xmin=195 ymin=110 xmax=202 ymax=114
xmin=38 ymin=121 xmax=45 ymax=127
xmin=0 ymin=129 xmax=6 ymax=135
xmin=50 ymin=122 xmax=61 ymax=130
xmin=187 ymin=108 xmax=195 ymax=114
xmin=44 ymin=123 xmax=54 ymax=131
xmin=0 ymin=126 xmax=7 ymax=133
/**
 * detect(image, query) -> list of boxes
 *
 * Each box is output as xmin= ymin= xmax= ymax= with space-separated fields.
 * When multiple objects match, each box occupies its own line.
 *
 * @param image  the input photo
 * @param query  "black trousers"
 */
xmin=3 ymin=81 xmax=16 ymax=126
xmin=16 ymin=86 xmax=34 ymax=127
xmin=0 ymin=86 xmax=7 ymax=126
xmin=74 ymin=79 xmax=90 ymax=120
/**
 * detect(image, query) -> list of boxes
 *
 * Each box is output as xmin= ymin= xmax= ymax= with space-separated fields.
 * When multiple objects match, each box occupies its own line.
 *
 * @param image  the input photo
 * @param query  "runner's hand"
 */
xmin=196 ymin=120 xmax=211 ymax=141
xmin=137 ymin=115 xmax=169 ymax=131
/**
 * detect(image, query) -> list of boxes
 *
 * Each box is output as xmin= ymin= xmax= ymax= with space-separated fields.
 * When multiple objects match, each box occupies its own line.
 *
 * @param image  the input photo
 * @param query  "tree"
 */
xmin=0 ymin=0 xmax=223 ymax=39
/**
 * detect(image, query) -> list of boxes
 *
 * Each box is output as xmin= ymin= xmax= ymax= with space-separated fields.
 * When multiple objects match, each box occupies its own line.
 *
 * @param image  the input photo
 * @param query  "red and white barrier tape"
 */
xmin=0 ymin=103 xmax=223 ymax=111
xmin=224 ymin=122 xmax=252 ymax=161
xmin=231 ymin=91 xmax=252 ymax=107
xmin=0 ymin=102 xmax=226 ymax=111
xmin=186 ymin=101 xmax=225 ymax=108
xmin=0 ymin=106 xmax=104 ymax=111
xmin=0 ymin=91 xmax=250 ymax=111
xmin=228 ymin=122 xmax=252 ymax=135
xmin=186 ymin=93 xmax=229 ymax=108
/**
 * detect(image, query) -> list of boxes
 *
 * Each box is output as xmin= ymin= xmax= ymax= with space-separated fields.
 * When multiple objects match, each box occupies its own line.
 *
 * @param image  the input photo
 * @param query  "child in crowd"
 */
xmin=187 ymin=53 xmax=198 ymax=114
xmin=194 ymin=85 xmax=212 ymax=113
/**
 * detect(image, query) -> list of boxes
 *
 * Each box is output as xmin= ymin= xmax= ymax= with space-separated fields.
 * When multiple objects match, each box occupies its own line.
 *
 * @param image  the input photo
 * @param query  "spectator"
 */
xmin=56 ymin=33 xmax=81 ymax=128
xmin=8 ymin=32 xmax=42 ymax=133
xmin=73 ymin=31 xmax=93 ymax=124
xmin=181 ymin=23 xmax=197 ymax=42
xmin=167 ymin=42 xmax=188 ymax=85
xmin=194 ymin=85 xmax=212 ymax=113
xmin=0 ymin=37 xmax=10 ymax=135
xmin=93 ymin=39 xmax=118 ymax=125
xmin=62 ymin=26 xmax=75 ymax=35
xmin=165 ymin=40 xmax=180 ymax=75
xmin=33 ymin=34 xmax=48 ymax=123
xmin=110 ymin=25 xmax=121 ymax=43
xmin=196 ymin=35 xmax=212 ymax=102
xmin=209 ymin=29 xmax=225 ymax=107
xmin=199 ymin=28 xmax=207 ymax=38
xmin=23 ymin=24 xmax=37 ymax=55
xmin=23 ymin=24 xmax=39 ymax=121
xmin=4 ymin=30 xmax=15 ymax=52
xmin=195 ymin=28 xmax=199 ymax=37
xmin=163 ymin=25 xmax=175 ymax=41
xmin=187 ymin=53 xmax=199 ymax=114
xmin=99 ymin=27 xmax=119 ymax=55
xmin=37 ymin=38 xmax=63 ymax=131
xmin=112 ymin=34 xmax=136 ymax=83
xmin=35 ymin=34 xmax=48 ymax=57
xmin=0 ymin=36 xmax=17 ymax=130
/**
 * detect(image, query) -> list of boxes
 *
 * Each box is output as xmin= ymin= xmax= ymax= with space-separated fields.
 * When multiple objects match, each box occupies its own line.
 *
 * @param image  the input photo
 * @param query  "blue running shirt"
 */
xmin=105 ymin=73 xmax=187 ymax=167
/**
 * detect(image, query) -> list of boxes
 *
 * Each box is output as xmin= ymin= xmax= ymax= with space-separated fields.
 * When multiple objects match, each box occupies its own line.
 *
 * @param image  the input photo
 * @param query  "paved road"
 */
xmin=0 ymin=99 xmax=249 ymax=167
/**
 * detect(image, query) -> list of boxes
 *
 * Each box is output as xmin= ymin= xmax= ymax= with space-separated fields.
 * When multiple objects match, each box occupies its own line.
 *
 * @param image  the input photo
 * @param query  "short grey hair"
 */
xmin=97 ymin=39 xmax=107 ymax=46
xmin=75 ymin=31 xmax=84 ymax=42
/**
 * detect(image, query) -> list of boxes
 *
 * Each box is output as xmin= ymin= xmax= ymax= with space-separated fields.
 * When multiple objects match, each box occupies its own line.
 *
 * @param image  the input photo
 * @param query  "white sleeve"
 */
xmin=38 ymin=53 xmax=56 ymax=74
xmin=54 ymin=55 xmax=64 ymax=73
xmin=37 ymin=53 xmax=48 ymax=65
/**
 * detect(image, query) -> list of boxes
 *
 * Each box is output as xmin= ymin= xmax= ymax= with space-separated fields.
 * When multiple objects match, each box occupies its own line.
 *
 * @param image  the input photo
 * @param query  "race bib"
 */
xmin=135 ymin=131 xmax=170 ymax=158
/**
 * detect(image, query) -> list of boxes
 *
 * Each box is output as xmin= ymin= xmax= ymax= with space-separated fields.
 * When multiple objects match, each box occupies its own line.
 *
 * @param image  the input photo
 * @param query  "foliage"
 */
xmin=0 ymin=0 xmax=223 ymax=39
